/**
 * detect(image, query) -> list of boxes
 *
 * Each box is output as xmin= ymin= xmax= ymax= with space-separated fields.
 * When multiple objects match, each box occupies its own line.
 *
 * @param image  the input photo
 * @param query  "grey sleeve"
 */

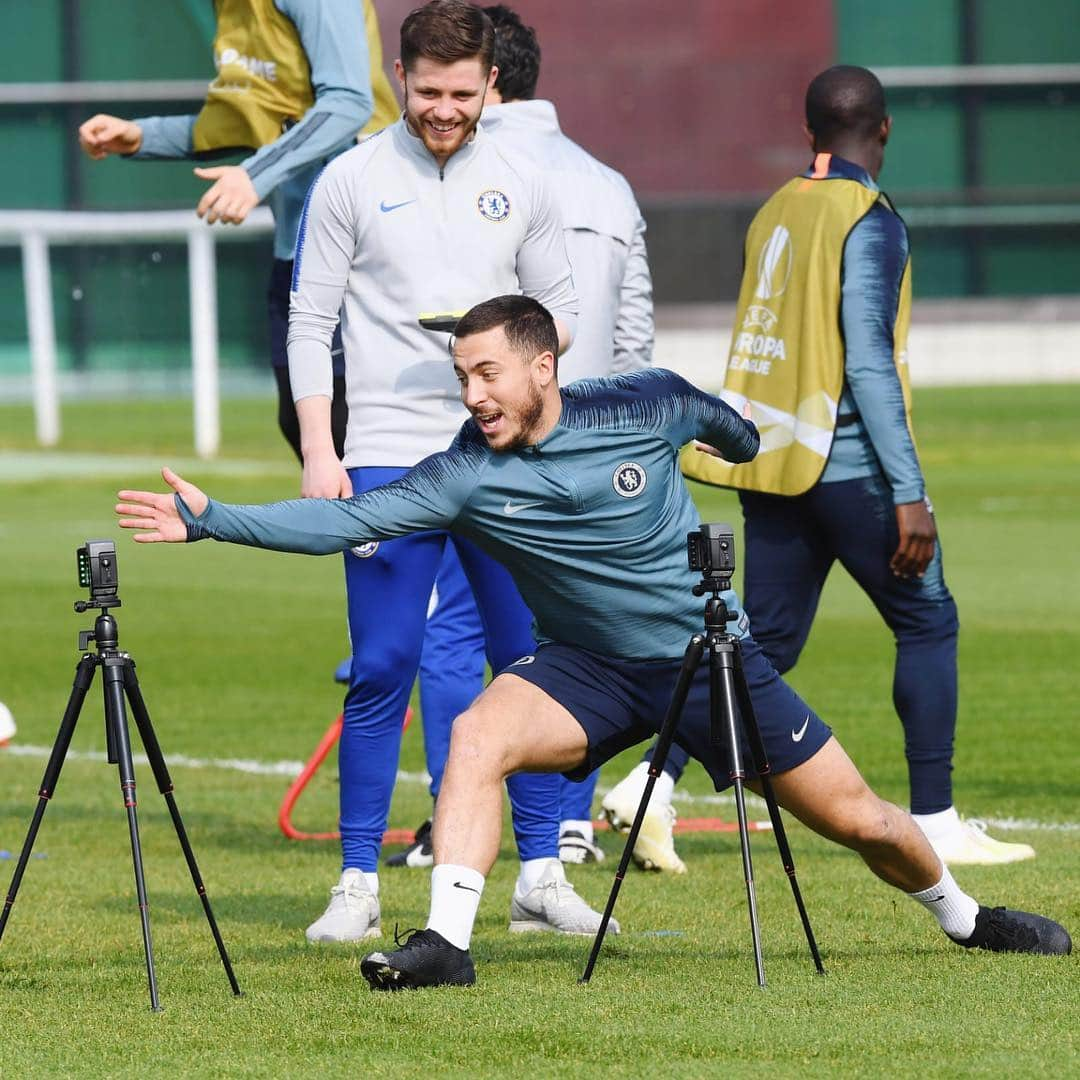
xmin=180 ymin=446 xmax=481 ymax=553
xmin=516 ymin=172 xmax=579 ymax=341
xmin=286 ymin=162 xmax=358 ymax=401
xmin=611 ymin=210 xmax=654 ymax=372
xmin=131 ymin=115 xmax=197 ymax=160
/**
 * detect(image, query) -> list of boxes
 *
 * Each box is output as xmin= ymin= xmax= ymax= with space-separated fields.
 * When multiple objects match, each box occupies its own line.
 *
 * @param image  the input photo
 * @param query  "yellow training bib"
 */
xmin=683 ymin=155 xmax=912 ymax=496
xmin=193 ymin=0 xmax=397 ymax=154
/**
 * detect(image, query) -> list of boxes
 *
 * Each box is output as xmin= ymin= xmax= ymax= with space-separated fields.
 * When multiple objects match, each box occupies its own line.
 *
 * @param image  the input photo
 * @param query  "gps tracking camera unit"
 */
xmin=76 ymin=539 xmax=121 ymax=612
xmin=687 ymin=523 xmax=736 ymax=589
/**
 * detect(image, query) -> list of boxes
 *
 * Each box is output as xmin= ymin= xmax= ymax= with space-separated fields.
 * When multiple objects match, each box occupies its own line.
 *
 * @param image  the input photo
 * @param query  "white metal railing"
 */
xmin=874 ymin=63 xmax=1080 ymax=88
xmin=0 ymin=80 xmax=210 ymax=105
xmin=0 ymin=207 xmax=272 ymax=458
xmin=4 ymin=63 xmax=1080 ymax=107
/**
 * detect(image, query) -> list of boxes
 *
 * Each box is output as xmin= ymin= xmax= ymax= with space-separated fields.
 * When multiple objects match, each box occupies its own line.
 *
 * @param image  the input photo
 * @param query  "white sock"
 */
xmin=561 ymin=819 xmax=594 ymax=843
xmin=427 ymin=864 xmax=484 ymax=951
xmin=341 ymin=867 xmax=378 ymax=896
xmin=909 ymin=866 xmax=980 ymax=939
xmin=911 ymin=806 xmax=960 ymax=841
xmin=517 ymin=856 xmax=562 ymax=895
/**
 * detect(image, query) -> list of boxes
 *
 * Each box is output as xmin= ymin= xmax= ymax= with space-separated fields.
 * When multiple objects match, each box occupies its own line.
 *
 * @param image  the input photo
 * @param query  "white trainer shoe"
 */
xmin=0 ymin=701 xmax=16 ymax=746
xmin=305 ymin=869 xmax=381 ymax=943
xmin=509 ymin=860 xmax=618 ymax=935
xmin=925 ymin=818 xmax=1036 ymax=866
xmin=559 ymin=829 xmax=605 ymax=865
xmin=601 ymin=772 xmax=687 ymax=875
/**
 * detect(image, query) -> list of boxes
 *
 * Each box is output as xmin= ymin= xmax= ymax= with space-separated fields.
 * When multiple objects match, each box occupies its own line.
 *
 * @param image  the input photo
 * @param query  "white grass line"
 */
xmin=4 ymin=743 xmax=431 ymax=786
xmin=4 ymin=743 xmax=1077 ymax=834
xmin=0 ymin=451 xmax=294 ymax=483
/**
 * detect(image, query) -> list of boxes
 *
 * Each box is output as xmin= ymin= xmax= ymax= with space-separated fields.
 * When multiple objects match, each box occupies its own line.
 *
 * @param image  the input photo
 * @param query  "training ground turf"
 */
xmin=0 ymin=386 xmax=1077 ymax=1078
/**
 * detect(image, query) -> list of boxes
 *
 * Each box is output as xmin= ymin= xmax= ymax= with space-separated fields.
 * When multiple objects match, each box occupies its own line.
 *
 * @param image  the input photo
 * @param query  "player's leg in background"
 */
xmin=738 ymin=487 xmax=833 ymax=675
xmin=558 ymin=771 xmax=604 ymax=864
xmin=420 ymin=547 xmax=486 ymax=799
xmin=387 ymin=545 xmax=487 ymax=868
xmin=818 ymin=475 xmax=1033 ymax=865
xmin=268 ymin=258 xmax=348 ymax=461
xmin=600 ymin=742 xmax=692 ymax=874
xmin=306 ymin=467 xmax=445 ymax=943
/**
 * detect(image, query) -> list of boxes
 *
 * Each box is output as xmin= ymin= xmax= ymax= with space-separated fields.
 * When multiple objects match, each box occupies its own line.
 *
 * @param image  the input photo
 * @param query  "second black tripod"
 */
xmin=581 ymin=523 xmax=826 ymax=988
xmin=0 ymin=540 xmax=241 ymax=1011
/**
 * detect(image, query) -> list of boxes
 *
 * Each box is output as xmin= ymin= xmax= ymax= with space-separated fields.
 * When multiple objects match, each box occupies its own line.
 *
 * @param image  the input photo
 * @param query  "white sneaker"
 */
xmin=0 ymin=701 xmax=16 ymax=746
xmin=305 ymin=869 xmax=381 ymax=943
xmin=509 ymin=860 xmax=618 ymax=935
xmin=559 ymin=829 xmax=605 ymax=865
xmin=601 ymin=771 xmax=687 ymax=875
xmin=924 ymin=817 xmax=1036 ymax=866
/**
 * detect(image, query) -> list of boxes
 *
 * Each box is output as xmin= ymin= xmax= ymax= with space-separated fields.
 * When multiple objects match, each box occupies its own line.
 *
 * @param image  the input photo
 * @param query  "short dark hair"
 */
xmin=805 ymin=65 xmax=887 ymax=143
xmin=455 ymin=294 xmax=559 ymax=365
xmin=400 ymin=1 xmax=495 ymax=73
xmin=483 ymin=5 xmax=541 ymax=101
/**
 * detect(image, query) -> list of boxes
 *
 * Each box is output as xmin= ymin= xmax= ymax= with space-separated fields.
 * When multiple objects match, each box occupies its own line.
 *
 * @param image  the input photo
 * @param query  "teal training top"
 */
xmin=179 ymin=369 xmax=760 ymax=660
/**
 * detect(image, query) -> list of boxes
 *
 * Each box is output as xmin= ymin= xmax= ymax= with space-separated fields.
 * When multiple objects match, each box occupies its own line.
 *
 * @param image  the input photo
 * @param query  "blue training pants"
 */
xmin=340 ymin=466 xmax=560 ymax=871
xmin=738 ymin=475 xmax=960 ymax=813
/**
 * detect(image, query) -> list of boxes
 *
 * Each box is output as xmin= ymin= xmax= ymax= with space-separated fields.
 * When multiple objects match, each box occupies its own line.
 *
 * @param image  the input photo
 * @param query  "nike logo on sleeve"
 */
xmin=791 ymin=714 xmax=810 ymax=742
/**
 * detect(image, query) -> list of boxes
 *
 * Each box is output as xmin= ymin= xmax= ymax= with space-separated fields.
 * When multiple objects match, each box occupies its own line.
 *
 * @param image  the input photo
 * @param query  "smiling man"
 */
xmin=283 ymin=1 xmax=594 ymax=946
xmin=117 ymin=295 xmax=1070 ymax=989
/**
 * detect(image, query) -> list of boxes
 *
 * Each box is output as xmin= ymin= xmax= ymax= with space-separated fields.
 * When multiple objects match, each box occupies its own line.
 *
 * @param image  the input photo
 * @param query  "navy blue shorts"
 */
xmin=504 ymin=637 xmax=832 ymax=791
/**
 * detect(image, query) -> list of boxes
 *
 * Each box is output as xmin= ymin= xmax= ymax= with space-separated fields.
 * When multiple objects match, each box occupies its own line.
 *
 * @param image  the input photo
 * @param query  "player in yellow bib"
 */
xmin=78 ymin=0 xmax=398 ymax=459
xmin=607 ymin=66 xmax=1035 ymax=869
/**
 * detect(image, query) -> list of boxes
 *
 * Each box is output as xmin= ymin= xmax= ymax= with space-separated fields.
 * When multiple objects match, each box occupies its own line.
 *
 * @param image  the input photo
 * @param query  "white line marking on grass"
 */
xmin=4 ymin=744 xmax=1077 ymax=834
xmin=4 ymin=743 xmax=431 ymax=785
xmin=0 ymin=452 xmax=294 ymax=483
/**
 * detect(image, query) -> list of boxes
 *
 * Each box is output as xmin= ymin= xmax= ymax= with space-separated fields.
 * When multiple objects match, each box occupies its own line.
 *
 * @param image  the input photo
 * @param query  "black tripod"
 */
xmin=0 ymin=568 xmax=241 ymax=1011
xmin=581 ymin=525 xmax=825 ymax=988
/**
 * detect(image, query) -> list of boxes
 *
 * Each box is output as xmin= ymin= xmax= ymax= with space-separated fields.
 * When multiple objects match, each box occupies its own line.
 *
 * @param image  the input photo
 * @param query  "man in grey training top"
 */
xmin=285 ymin=0 xmax=602 ymax=945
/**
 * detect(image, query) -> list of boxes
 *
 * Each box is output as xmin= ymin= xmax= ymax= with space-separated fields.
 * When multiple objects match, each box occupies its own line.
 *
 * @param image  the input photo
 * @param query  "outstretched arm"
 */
xmin=116 ymin=468 xmax=208 ymax=542
xmin=116 ymin=447 xmax=481 ymax=554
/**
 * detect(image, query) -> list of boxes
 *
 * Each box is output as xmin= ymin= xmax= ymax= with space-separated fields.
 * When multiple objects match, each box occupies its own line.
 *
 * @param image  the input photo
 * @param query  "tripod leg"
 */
xmin=102 ymin=658 xmax=161 ymax=1012
xmin=713 ymin=645 xmax=766 ymax=988
xmin=122 ymin=661 xmax=242 ymax=996
xmin=731 ymin=647 xmax=825 ymax=975
xmin=580 ymin=634 xmax=705 ymax=984
xmin=0 ymin=656 xmax=95 ymax=943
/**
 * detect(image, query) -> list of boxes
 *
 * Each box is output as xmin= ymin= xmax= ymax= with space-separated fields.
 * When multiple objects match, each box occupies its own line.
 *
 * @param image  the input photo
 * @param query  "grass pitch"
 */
xmin=0 ymin=386 xmax=1077 ymax=1078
